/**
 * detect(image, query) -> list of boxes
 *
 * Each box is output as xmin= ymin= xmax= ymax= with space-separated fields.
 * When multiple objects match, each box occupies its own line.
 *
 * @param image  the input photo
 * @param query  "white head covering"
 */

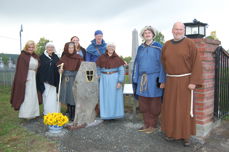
xmin=106 ymin=42 xmax=116 ymax=50
xmin=45 ymin=42 xmax=56 ymax=52
xmin=44 ymin=42 xmax=56 ymax=59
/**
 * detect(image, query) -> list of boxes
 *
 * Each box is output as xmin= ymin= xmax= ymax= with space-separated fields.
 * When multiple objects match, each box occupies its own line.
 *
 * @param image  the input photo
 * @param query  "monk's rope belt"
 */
xmin=101 ymin=71 xmax=118 ymax=74
xmin=166 ymin=73 xmax=191 ymax=77
xmin=166 ymin=73 xmax=194 ymax=118
xmin=140 ymin=73 xmax=148 ymax=93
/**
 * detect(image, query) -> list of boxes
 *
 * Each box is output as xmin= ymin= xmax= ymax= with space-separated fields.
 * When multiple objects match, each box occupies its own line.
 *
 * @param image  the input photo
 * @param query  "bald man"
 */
xmin=161 ymin=22 xmax=203 ymax=146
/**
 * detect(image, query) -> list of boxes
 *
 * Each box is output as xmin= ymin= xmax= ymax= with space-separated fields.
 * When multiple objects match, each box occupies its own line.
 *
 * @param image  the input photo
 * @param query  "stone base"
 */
xmin=45 ymin=129 xmax=68 ymax=137
xmin=86 ymin=118 xmax=103 ymax=128
xmin=194 ymin=119 xmax=221 ymax=143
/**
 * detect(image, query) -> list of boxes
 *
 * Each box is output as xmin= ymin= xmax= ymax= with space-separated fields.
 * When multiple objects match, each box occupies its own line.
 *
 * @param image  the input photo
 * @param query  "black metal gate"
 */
xmin=214 ymin=46 xmax=229 ymax=118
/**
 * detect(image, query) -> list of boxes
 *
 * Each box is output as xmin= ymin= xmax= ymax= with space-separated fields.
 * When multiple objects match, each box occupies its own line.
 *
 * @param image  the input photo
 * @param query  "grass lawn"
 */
xmin=223 ymin=115 xmax=229 ymax=120
xmin=0 ymin=86 xmax=59 ymax=152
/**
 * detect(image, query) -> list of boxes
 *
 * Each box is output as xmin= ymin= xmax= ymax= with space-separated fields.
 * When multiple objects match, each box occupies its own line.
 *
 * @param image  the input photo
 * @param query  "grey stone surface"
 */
xmin=196 ymin=122 xmax=213 ymax=137
xmin=196 ymin=120 xmax=229 ymax=152
xmin=128 ymin=29 xmax=139 ymax=83
xmin=21 ymin=114 xmax=229 ymax=152
xmin=72 ymin=62 xmax=98 ymax=126
xmin=131 ymin=29 xmax=139 ymax=62
xmin=86 ymin=118 xmax=103 ymax=128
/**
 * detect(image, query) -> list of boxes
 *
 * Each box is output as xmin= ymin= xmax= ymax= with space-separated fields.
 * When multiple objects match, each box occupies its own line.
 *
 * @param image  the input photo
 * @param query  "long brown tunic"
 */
xmin=161 ymin=38 xmax=203 ymax=139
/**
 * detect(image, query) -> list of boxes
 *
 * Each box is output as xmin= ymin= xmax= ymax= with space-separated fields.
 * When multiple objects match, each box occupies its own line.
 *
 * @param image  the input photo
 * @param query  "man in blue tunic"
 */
xmin=132 ymin=26 xmax=166 ymax=134
xmin=86 ymin=30 xmax=107 ymax=62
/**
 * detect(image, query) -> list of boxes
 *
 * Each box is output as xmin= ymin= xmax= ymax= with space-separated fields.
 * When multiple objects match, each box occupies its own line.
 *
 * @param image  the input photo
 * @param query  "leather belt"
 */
xmin=101 ymin=71 xmax=118 ymax=74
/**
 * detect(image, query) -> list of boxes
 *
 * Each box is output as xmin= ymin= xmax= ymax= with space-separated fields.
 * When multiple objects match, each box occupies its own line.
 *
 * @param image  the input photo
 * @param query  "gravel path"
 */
xmin=21 ymin=114 xmax=229 ymax=152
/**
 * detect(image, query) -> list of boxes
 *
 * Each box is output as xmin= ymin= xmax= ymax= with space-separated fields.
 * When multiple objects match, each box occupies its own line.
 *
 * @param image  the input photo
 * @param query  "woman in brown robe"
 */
xmin=58 ymin=42 xmax=83 ymax=121
xmin=96 ymin=43 xmax=125 ymax=120
xmin=10 ymin=40 xmax=42 ymax=119
xmin=161 ymin=22 xmax=203 ymax=146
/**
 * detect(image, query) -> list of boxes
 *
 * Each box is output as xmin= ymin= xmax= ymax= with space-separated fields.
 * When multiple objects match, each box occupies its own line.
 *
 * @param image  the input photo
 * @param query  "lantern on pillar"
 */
xmin=184 ymin=19 xmax=208 ymax=38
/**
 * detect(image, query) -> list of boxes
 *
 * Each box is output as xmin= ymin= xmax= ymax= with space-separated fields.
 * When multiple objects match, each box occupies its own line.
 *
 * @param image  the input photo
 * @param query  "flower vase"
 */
xmin=48 ymin=125 xmax=63 ymax=133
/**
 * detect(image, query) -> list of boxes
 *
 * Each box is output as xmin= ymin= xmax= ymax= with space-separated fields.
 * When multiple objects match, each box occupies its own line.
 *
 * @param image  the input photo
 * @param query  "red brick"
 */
xmin=201 ymin=56 xmax=215 ymax=62
xmin=194 ymin=94 xmax=214 ymax=102
xmin=203 ymin=79 xmax=214 ymax=84
xmin=195 ymin=104 xmax=214 ymax=112
xmin=195 ymin=87 xmax=214 ymax=93
xmin=195 ymin=103 xmax=214 ymax=111
xmin=194 ymin=90 xmax=214 ymax=98
xmin=202 ymin=62 xmax=215 ymax=71
xmin=195 ymin=113 xmax=213 ymax=120
xmin=197 ymin=47 xmax=206 ymax=53
xmin=202 ymin=82 xmax=215 ymax=88
xmin=195 ymin=97 xmax=214 ymax=104
xmin=194 ymin=102 xmax=213 ymax=107
xmin=196 ymin=117 xmax=213 ymax=125
xmin=202 ymin=72 xmax=215 ymax=79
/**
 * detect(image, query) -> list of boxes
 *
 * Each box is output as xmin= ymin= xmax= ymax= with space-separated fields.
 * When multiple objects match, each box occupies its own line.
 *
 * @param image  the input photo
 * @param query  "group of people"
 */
xmin=133 ymin=22 xmax=202 ymax=146
xmin=10 ymin=21 xmax=203 ymax=147
xmin=10 ymin=29 xmax=125 ymax=122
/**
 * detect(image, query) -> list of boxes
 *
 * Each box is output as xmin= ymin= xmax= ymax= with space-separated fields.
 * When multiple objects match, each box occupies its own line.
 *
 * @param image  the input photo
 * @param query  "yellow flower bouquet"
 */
xmin=44 ymin=113 xmax=69 ymax=127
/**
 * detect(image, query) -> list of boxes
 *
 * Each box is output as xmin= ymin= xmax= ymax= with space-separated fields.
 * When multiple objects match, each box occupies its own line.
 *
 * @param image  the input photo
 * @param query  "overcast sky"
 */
xmin=0 ymin=0 xmax=228 ymax=56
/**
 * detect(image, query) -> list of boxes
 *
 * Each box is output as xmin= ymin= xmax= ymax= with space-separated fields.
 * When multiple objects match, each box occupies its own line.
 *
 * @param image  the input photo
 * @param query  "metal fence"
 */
xmin=0 ymin=69 xmax=15 ymax=87
xmin=214 ymin=46 xmax=229 ymax=118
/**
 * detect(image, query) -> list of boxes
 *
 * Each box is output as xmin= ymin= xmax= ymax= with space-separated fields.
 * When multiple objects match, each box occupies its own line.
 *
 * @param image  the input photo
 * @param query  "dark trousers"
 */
xmin=139 ymin=96 xmax=161 ymax=128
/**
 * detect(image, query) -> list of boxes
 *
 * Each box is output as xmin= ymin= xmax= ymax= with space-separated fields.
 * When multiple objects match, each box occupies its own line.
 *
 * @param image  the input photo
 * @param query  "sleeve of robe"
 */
xmin=57 ymin=58 xmax=63 ymax=65
xmin=132 ymin=49 xmax=139 ymax=84
xmin=161 ymin=42 xmax=167 ymax=75
xmin=157 ymin=48 xmax=166 ymax=83
xmin=118 ymin=66 xmax=125 ymax=83
xmin=36 ymin=55 xmax=45 ymax=94
xmin=52 ymin=54 xmax=60 ymax=93
xmin=189 ymin=41 xmax=203 ymax=87
xmin=132 ymin=48 xmax=140 ymax=99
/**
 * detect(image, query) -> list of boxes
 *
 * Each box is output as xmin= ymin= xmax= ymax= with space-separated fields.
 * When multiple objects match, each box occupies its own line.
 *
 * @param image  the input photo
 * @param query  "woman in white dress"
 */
xmin=37 ymin=42 xmax=60 ymax=115
xmin=10 ymin=40 xmax=41 ymax=119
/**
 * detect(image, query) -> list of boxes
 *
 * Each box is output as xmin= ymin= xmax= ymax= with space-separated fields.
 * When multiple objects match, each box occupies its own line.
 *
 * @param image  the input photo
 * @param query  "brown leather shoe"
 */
xmin=183 ymin=139 xmax=191 ymax=147
xmin=164 ymin=136 xmax=175 ymax=141
xmin=138 ymin=127 xmax=148 ymax=132
xmin=144 ymin=128 xmax=156 ymax=134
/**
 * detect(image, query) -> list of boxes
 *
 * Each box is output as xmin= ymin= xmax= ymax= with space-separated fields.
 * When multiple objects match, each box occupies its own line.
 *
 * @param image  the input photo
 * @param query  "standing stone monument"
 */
xmin=72 ymin=62 xmax=99 ymax=127
xmin=128 ymin=29 xmax=139 ymax=82
xmin=123 ymin=29 xmax=139 ymax=119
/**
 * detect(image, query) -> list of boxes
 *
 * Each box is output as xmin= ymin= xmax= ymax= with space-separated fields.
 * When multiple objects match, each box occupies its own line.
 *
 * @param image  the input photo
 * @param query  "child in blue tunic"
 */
xmin=96 ymin=43 xmax=125 ymax=120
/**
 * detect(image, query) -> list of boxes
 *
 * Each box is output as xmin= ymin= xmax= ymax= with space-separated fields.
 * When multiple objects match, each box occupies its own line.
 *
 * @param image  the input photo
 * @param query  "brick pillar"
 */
xmin=192 ymin=38 xmax=221 ymax=137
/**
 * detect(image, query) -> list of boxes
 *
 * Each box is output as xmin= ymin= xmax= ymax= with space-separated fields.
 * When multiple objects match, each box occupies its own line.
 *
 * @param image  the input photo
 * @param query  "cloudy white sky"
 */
xmin=0 ymin=0 xmax=228 ymax=57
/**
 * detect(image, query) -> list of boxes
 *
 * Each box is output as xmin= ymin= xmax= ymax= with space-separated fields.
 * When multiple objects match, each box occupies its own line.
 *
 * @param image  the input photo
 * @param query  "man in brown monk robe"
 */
xmin=161 ymin=22 xmax=203 ymax=146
